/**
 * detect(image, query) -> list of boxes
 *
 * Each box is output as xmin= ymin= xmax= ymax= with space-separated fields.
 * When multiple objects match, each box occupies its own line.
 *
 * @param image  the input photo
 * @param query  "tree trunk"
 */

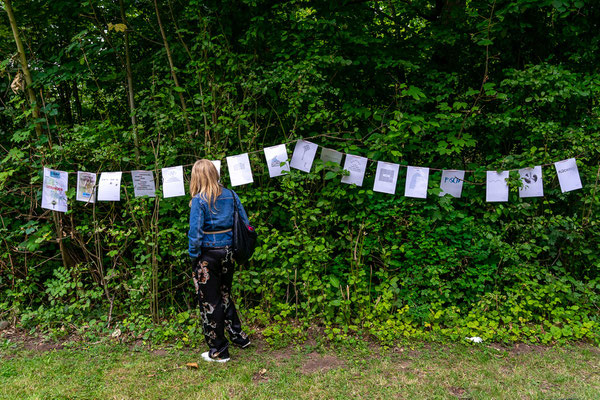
xmin=3 ymin=0 xmax=43 ymax=139
xmin=119 ymin=0 xmax=141 ymax=165
xmin=153 ymin=0 xmax=191 ymax=134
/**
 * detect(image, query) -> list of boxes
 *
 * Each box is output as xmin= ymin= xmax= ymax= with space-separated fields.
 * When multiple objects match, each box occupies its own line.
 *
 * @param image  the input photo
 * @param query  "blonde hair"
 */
xmin=189 ymin=159 xmax=222 ymax=210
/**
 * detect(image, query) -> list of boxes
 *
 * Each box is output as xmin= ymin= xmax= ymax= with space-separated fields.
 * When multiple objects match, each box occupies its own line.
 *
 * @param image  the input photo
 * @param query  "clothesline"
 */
xmin=43 ymin=133 xmax=587 ymax=178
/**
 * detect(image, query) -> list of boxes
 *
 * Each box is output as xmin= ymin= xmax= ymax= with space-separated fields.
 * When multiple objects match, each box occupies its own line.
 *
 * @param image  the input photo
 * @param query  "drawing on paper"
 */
xmin=522 ymin=171 xmax=538 ymax=184
xmin=270 ymin=156 xmax=282 ymax=167
xmin=301 ymin=144 xmax=311 ymax=160
xmin=379 ymin=168 xmax=394 ymax=183
xmin=348 ymin=159 xmax=363 ymax=172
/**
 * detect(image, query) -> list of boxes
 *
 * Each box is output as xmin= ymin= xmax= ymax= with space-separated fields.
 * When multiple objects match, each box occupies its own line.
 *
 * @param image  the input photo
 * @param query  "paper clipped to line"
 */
xmin=341 ymin=154 xmax=368 ymax=186
xmin=131 ymin=170 xmax=156 ymax=198
xmin=227 ymin=153 xmax=254 ymax=186
xmin=290 ymin=140 xmax=318 ymax=173
xmin=486 ymin=171 xmax=509 ymax=202
xmin=554 ymin=158 xmax=582 ymax=193
xmin=162 ymin=166 xmax=185 ymax=198
xmin=518 ymin=166 xmax=543 ymax=198
xmin=264 ymin=144 xmax=290 ymax=177
xmin=42 ymin=168 xmax=69 ymax=212
xmin=405 ymin=166 xmax=429 ymax=199
xmin=373 ymin=161 xmax=399 ymax=194
xmin=98 ymin=171 xmax=122 ymax=201
xmin=76 ymin=171 xmax=96 ymax=203
xmin=439 ymin=170 xmax=465 ymax=198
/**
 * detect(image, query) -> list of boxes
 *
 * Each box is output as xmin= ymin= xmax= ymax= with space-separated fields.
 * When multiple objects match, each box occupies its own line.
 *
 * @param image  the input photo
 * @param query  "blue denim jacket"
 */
xmin=188 ymin=187 xmax=250 ymax=259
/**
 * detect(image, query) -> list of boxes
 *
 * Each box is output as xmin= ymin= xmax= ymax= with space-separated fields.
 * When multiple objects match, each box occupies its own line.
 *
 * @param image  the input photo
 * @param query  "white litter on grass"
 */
xmin=466 ymin=336 xmax=483 ymax=343
xmin=111 ymin=328 xmax=122 ymax=338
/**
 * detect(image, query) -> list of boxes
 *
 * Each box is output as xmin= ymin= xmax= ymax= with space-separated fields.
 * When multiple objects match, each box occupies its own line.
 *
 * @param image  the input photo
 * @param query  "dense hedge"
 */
xmin=1 ymin=0 xmax=599 ymax=344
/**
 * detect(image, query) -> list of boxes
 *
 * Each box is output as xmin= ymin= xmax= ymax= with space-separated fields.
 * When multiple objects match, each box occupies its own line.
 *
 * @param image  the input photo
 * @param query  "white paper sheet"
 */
xmin=290 ymin=140 xmax=318 ymax=173
xmin=76 ymin=171 xmax=96 ymax=203
xmin=264 ymin=144 xmax=290 ymax=177
xmin=373 ymin=161 xmax=399 ymax=194
xmin=42 ymin=168 xmax=68 ymax=212
xmin=97 ymin=171 xmax=122 ymax=201
xmin=405 ymin=166 xmax=429 ymax=198
xmin=320 ymin=148 xmax=343 ymax=166
xmin=341 ymin=154 xmax=368 ymax=186
xmin=211 ymin=160 xmax=221 ymax=177
xmin=162 ymin=166 xmax=185 ymax=198
xmin=518 ymin=166 xmax=544 ymax=198
xmin=554 ymin=158 xmax=582 ymax=193
xmin=131 ymin=170 xmax=156 ymax=198
xmin=439 ymin=170 xmax=465 ymax=198
xmin=486 ymin=171 xmax=509 ymax=202
xmin=226 ymin=154 xmax=253 ymax=187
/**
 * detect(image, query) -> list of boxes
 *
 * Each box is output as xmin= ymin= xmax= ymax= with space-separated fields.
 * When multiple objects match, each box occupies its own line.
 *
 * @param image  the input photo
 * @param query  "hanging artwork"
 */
xmin=162 ymin=166 xmax=185 ymax=198
xmin=341 ymin=154 xmax=368 ymax=186
xmin=320 ymin=148 xmax=343 ymax=167
xmin=554 ymin=158 xmax=582 ymax=193
xmin=290 ymin=140 xmax=318 ymax=173
xmin=264 ymin=144 xmax=290 ymax=177
xmin=486 ymin=171 xmax=509 ymax=202
xmin=76 ymin=171 xmax=96 ymax=203
xmin=439 ymin=170 xmax=465 ymax=198
xmin=373 ymin=161 xmax=399 ymax=194
xmin=97 ymin=171 xmax=122 ymax=201
xmin=226 ymin=153 xmax=253 ymax=186
xmin=42 ymin=168 xmax=68 ymax=212
xmin=211 ymin=160 xmax=221 ymax=176
xmin=518 ymin=166 xmax=543 ymax=198
xmin=405 ymin=166 xmax=429 ymax=198
xmin=131 ymin=170 xmax=156 ymax=198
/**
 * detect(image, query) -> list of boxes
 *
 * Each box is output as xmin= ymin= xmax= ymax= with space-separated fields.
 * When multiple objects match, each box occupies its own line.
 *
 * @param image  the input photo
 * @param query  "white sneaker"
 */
xmin=201 ymin=351 xmax=230 ymax=363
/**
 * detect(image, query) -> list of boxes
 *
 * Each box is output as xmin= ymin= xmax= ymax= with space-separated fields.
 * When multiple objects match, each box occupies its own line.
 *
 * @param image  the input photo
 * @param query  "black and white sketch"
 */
xmin=162 ymin=166 xmax=185 ymax=198
xmin=486 ymin=170 xmax=509 ymax=202
xmin=264 ymin=144 xmax=290 ymax=177
xmin=226 ymin=153 xmax=253 ymax=186
xmin=290 ymin=140 xmax=318 ymax=172
xmin=518 ymin=166 xmax=543 ymax=198
xmin=211 ymin=160 xmax=221 ymax=177
xmin=405 ymin=166 xmax=429 ymax=198
xmin=320 ymin=148 xmax=343 ymax=166
xmin=341 ymin=154 xmax=368 ymax=186
xmin=373 ymin=161 xmax=399 ymax=194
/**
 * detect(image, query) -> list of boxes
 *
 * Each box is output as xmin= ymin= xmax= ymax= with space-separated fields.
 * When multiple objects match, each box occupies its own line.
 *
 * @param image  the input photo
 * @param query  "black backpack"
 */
xmin=232 ymin=192 xmax=257 ymax=264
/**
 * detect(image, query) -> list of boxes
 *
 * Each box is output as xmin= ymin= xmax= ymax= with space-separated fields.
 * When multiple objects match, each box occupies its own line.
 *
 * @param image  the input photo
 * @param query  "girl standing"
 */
xmin=188 ymin=159 xmax=251 ymax=362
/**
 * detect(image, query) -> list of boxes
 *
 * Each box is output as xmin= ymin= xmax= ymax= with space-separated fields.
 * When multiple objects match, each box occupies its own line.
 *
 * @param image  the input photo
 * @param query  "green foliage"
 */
xmin=0 ymin=0 xmax=599 ymax=345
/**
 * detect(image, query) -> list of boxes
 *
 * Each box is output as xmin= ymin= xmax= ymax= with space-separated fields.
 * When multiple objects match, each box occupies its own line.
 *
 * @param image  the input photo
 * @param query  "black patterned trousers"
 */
xmin=192 ymin=246 xmax=248 ymax=357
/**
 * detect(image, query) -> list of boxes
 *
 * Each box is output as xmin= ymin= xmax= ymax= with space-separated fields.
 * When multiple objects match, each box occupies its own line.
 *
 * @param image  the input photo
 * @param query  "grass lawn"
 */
xmin=0 ymin=334 xmax=599 ymax=399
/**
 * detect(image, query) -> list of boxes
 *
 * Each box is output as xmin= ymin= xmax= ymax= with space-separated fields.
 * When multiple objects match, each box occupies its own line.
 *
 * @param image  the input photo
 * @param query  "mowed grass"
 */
xmin=0 ymin=337 xmax=599 ymax=400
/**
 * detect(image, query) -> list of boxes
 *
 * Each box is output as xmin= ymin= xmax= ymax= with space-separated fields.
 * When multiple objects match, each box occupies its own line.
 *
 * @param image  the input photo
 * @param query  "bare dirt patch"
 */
xmin=447 ymin=386 xmax=470 ymax=399
xmin=508 ymin=343 xmax=547 ymax=356
xmin=300 ymin=351 xmax=345 ymax=375
xmin=2 ymin=328 xmax=66 ymax=352
xmin=252 ymin=368 xmax=269 ymax=384
xmin=151 ymin=349 xmax=168 ymax=356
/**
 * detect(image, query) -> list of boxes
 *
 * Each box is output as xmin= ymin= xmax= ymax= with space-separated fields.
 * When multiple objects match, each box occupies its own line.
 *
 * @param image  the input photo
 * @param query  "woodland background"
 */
xmin=1 ymin=0 xmax=599 ymax=345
